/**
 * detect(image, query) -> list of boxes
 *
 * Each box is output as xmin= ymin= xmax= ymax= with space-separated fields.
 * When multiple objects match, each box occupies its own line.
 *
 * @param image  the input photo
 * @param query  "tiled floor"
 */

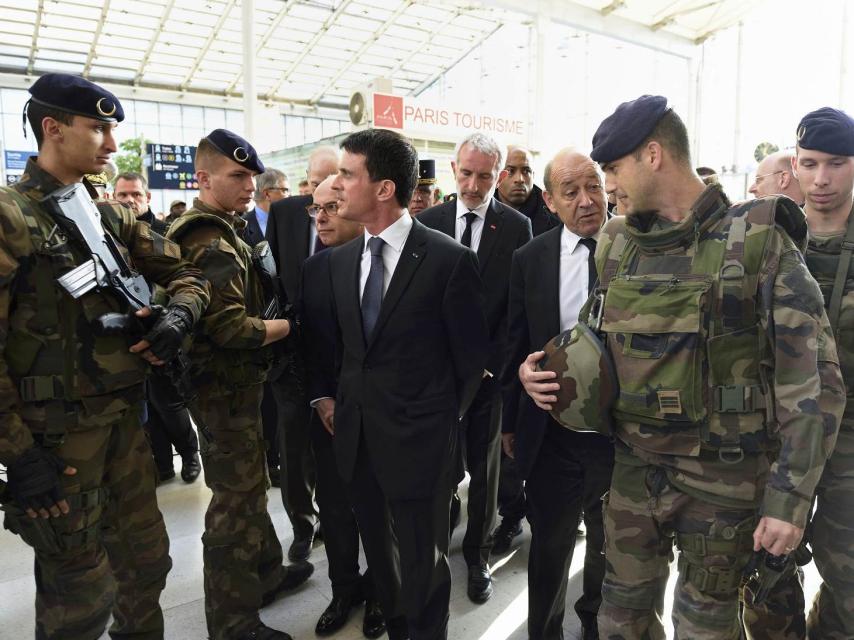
xmin=0 ymin=458 xmax=821 ymax=640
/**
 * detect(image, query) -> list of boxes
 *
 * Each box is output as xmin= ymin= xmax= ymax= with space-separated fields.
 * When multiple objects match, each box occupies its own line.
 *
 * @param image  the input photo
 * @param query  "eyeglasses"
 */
xmin=752 ymin=170 xmax=786 ymax=185
xmin=306 ymin=202 xmax=339 ymax=217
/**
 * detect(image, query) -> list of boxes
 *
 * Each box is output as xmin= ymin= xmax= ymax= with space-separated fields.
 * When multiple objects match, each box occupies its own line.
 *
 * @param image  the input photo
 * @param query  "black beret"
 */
xmin=796 ymin=107 xmax=854 ymax=156
xmin=418 ymin=159 xmax=436 ymax=185
xmin=27 ymin=73 xmax=124 ymax=122
xmin=205 ymin=128 xmax=265 ymax=173
xmin=591 ymin=95 xmax=670 ymax=164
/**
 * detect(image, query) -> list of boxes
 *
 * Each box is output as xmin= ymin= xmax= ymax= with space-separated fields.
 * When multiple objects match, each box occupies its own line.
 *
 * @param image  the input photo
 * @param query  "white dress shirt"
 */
xmin=359 ymin=212 xmax=414 ymax=299
xmin=558 ymin=226 xmax=593 ymax=332
xmin=454 ymin=198 xmax=490 ymax=252
xmin=308 ymin=216 xmax=320 ymax=256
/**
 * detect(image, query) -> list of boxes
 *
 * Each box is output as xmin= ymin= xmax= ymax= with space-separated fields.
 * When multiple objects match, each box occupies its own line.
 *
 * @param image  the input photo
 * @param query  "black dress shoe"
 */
xmin=362 ymin=597 xmax=386 ymax=639
xmin=491 ymin=518 xmax=523 ymax=555
xmin=261 ymin=561 xmax=314 ymax=607
xmin=288 ymin=527 xmax=317 ymax=561
xmin=315 ymin=594 xmax=364 ymax=636
xmin=236 ymin=622 xmax=293 ymax=640
xmin=467 ymin=564 xmax=493 ymax=604
xmin=181 ymin=452 xmax=201 ymax=483
xmin=157 ymin=467 xmax=176 ymax=483
xmin=449 ymin=492 xmax=461 ymax=537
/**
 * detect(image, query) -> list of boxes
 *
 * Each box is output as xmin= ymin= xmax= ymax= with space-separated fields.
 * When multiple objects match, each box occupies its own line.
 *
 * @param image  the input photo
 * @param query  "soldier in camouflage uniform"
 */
xmin=520 ymin=96 xmax=845 ymax=639
xmin=742 ymin=108 xmax=854 ymax=640
xmin=0 ymin=74 xmax=210 ymax=639
xmin=166 ymin=130 xmax=312 ymax=640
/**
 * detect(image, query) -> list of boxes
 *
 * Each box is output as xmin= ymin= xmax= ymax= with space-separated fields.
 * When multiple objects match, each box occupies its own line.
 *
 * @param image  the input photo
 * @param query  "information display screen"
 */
xmin=147 ymin=144 xmax=198 ymax=190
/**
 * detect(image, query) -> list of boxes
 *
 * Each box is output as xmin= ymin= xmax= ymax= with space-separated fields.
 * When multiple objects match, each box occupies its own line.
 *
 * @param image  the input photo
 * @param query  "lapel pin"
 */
xmin=489 ymin=224 xmax=497 ymax=230
xmin=412 ymin=252 xmax=420 ymax=258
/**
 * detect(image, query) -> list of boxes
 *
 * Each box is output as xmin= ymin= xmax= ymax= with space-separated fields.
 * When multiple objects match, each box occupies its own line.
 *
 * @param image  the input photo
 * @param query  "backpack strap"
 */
xmin=827 ymin=208 xmax=854 ymax=335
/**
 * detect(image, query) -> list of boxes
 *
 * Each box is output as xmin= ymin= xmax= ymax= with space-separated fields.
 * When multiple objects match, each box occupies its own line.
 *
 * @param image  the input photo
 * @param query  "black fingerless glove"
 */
xmin=7 ymin=447 xmax=68 ymax=513
xmin=143 ymin=306 xmax=193 ymax=362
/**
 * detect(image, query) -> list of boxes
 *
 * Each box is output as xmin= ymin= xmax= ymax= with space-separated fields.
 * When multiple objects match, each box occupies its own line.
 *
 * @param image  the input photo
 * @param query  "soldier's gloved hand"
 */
xmin=141 ymin=306 xmax=193 ymax=363
xmin=6 ymin=447 xmax=77 ymax=519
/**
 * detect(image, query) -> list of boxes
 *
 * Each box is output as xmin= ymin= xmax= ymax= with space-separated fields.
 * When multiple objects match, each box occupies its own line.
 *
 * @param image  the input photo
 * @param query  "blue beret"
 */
xmin=27 ymin=73 xmax=124 ymax=122
xmin=205 ymin=128 xmax=265 ymax=173
xmin=418 ymin=159 xmax=436 ymax=184
xmin=796 ymin=107 xmax=854 ymax=156
xmin=591 ymin=95 xmax=671 ymax=164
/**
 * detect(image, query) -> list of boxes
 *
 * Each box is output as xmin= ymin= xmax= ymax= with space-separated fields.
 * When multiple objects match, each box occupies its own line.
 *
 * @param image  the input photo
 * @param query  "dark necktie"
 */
xmin=313 ymin=234 xmax=326 ymax=255
xmin=361 ymin=236 xmax=385 ymax=340
xmin=579 ymin=237 xmax=598 ymax=294
xmin=460 ymin=211 xmax=477 ymax=248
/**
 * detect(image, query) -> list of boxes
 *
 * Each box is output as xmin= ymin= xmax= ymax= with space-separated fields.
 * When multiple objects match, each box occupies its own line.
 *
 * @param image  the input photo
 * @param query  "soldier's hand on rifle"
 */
xmin=519 ymin=351 xmax=561 ymax=411
xmin=130 ymin=306 xmax=192 ymax=366
xmin=7 ymin=448 xmax=77 ymax=519
xmin=753 ymin=516 xmax=804 ymax=557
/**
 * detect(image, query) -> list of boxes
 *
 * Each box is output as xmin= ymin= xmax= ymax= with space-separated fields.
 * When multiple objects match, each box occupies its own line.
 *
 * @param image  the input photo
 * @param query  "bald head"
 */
xmin=749 ymin=151 xmax=803 ymax=202
xmin=543 ymin=148 xmax=606 ymax=238
xmin=313 ymin=174 xmax=362 ymax=247
xmin=499 ymin=145 xmax=535 ymax=206
xmin=307 ymin=146 xmax=339 ymax=193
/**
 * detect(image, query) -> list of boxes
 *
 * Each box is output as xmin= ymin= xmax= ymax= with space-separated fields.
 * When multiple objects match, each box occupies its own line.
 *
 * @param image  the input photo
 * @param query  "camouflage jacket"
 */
xmin=166 ymin=199 xmax=270 ymax=393
xmin=0 ymin=158 xmax=210 ymax=464
xmin=805 ymin=202 xmax=854 ymax=408
xmin=596 ymin=185 xmax=844 ymax=527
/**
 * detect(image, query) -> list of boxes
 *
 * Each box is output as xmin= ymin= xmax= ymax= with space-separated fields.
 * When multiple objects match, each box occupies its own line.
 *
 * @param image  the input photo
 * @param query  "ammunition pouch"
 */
xmin=1 ymin=486 xmax=108 ymax=554
xmin=675 ymin=516 xmax=755 ymax=595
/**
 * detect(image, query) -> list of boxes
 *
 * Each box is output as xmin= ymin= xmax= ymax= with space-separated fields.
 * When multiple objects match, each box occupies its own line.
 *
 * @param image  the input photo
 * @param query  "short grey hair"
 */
xmin=454 ymin=133 xmax=502 ymax=170
xmin=255 ymin=168 xmax=287 ymax=200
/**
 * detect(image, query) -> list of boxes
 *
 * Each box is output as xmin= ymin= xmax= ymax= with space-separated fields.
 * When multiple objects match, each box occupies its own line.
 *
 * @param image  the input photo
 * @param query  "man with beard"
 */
xmin=495 ymin=145 xmax=560 ymax=237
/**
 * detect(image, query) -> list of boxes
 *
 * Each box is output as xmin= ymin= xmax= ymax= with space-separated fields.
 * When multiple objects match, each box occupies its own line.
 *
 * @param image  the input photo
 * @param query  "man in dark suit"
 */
xmin=242 ymin=167 xmax=289 ymax=486
xmin=265 ymin=146 xmax=338 ymax=560
xmin=418 ymin=133 xmax=532 ymax=603
xmin=329 ymin=129 xmax=489 ymax=640
xmin=113 ymin=171 xmax=201 ymax=484
xmin=300 ymin=176 xmax=385 ymax=639
xmin=495 ymin=145 xmax=561 ymax=237
xmin=492 ymin=146 xmax=561 ymax=549
xmin=502 ymin=149 xmax=614 ymax=640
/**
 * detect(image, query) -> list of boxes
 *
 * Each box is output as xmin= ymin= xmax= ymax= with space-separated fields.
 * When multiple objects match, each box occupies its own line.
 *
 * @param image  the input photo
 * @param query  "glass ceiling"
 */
xmin=0 ymin=0 xmax=764 ymax=107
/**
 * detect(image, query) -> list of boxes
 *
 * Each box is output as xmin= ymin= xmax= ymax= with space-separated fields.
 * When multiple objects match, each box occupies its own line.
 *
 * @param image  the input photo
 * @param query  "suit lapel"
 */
xmin=542 ymin=226 xmax=562 ymax=338
xmin=437 ymin=202 xmax=456 ymax=238
xmin=476 ymin=200 xmax=503 ymax=272
xmin=335 ymin=238 xmax=366 ymax=359
xmin=366 ymin=221 xmax=429 ymax=351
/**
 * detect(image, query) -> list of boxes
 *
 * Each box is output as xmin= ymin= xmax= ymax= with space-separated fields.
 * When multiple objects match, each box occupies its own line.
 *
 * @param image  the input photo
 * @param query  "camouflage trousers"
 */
xmin=196 ymin=384 xmax=285 ymax=640
xmin=2 ymin=403 xmax=171 ymax=639
xmin=740 ymin=417 xmax=854 ymax=640
xmin=598 ymin=457 xmax=756 ymax=640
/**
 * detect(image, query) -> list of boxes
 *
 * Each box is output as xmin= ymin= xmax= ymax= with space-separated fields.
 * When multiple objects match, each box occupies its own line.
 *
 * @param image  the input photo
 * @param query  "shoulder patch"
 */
xmin=196 ymin=238 xmax=241 ymax=289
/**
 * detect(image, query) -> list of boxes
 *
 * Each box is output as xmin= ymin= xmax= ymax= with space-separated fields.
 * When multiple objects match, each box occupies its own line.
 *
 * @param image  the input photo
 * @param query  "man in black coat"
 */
xmin=242 ymin=167 xmax=289 ymax=485
xmin=265 ymin=147 xmax=339 ymax=560
xmin=299 ymin=175 xmax=385 ymax=639
xmin=495 ymin=146 xmax=561 ymax=237
xmin=113 ymin=171 xmax=201 ymax=483
xmin=502 ymin=149 xmax=614 ymax=640
xmin=417 ymin=133 xmax=532 ymax=603
xmin=329 ymin=129 xmax=489 ymax=640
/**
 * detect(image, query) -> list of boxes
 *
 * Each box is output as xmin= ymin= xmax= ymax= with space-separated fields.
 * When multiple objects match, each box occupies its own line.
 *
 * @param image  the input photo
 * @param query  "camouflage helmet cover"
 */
xmin=538 ymin=322 xmax=617 ymax=436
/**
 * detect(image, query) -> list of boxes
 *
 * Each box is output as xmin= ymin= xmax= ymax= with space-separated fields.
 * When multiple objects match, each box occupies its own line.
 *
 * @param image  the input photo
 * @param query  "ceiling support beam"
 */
xmin=135 ymin=0 xmax=176 ymax=84
xmin=226 ymin=0 xmax=297 ymax=94
xmin=265 ymin=0 xmax=354 ymax=101
xmin=82 ymin=0 xmax=111 ymax=77
xmin=309 ymin=1 xmax=414 ymax=104
xmin=27 ymin=0 xmax=44 ymax=74
xmin=180 ymin=0 xmax=237 ymax=91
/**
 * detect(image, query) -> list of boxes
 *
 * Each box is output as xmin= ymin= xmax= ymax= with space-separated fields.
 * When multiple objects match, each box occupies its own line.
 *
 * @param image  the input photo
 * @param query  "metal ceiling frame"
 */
xmin=82 ymin=0 xmax=111 ymax=77
xmin=180 ymin=0 xmax=238 ymax=91
xmin=27 ymin=0 xmax=45 ymax=75
xmin=135 ymin=0 xmax=177 ymax=84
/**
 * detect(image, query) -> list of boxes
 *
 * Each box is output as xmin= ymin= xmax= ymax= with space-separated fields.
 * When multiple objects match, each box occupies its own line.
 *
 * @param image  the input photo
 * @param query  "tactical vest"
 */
xmin=167 ymin=212 xmax=271 ymax=393
xmin=804 ymin=206 xmax=854 ymax=393
xmin=598 ymin=195 xmax=806 ymax=460
xmin=0 ymin=187 xmax=147 ymax=441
